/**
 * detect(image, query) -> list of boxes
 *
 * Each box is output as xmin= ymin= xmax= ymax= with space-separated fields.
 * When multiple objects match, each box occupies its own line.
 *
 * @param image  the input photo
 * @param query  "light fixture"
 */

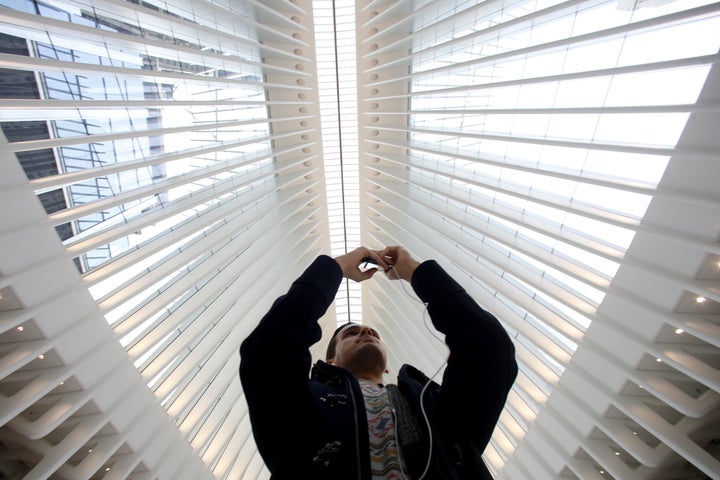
xmin=696 ymin=296 xmax=707 ymax=303
xmin=38 ymin=354 xmax=45 ymax=360
xmin=16 ymin=326 xmax=24 ymax=332
xmin=88 ymin=449 xmax=93 ymax=453
xmin=614 ymin=451 xmax=620 ymax=456
xmin=675 ymin=328 xmax=684 ymax=334
xmin=656 ymin=358 xmax=662 ymax=363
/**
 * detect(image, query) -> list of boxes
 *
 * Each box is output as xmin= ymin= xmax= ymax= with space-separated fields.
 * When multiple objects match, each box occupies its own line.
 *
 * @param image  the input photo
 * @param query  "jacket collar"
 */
xmin=313 ymin=361 xmax=436 ymax=392
xmin=311 ymin=359 xmax=355 ymax=385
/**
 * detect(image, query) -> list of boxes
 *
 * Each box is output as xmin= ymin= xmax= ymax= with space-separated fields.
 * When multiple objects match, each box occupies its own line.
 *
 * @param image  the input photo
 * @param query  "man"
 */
xmin=239 ymin=246 xmax=517 ymax=479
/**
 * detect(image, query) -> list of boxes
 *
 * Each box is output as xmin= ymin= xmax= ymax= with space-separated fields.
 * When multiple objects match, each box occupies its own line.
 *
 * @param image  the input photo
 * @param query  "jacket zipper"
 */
xmin=347 ymin=378 xmax=363 ymax=480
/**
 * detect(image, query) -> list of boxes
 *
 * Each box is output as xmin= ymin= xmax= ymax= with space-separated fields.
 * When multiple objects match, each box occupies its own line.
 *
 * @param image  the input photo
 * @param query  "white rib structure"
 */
xmin=0 ymin=0 xmax=718 ymax=479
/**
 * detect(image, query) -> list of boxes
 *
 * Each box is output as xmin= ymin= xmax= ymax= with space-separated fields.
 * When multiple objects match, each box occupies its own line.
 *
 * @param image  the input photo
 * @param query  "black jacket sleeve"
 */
xmin=239 ymin=255 xmax=343 ymax=473
xmin=411 ymin=260 xmax=518 ymax=473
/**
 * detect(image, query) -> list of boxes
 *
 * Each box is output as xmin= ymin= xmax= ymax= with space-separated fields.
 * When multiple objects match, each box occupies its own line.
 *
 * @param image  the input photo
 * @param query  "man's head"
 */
xmin=325 ymin=322 xmax=387 ymax=381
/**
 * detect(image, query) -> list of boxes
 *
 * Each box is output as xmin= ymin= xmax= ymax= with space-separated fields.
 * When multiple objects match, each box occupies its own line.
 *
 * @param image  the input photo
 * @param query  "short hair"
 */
xmin=325 ymin=322 xmax=358 ymax=360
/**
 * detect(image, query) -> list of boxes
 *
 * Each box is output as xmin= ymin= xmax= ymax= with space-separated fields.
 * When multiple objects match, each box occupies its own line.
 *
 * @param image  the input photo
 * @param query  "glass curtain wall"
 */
xmin=1 ymin=0 xmax=270 ymax=272
xmin=0 ymin=0 xmax=311 ymax=478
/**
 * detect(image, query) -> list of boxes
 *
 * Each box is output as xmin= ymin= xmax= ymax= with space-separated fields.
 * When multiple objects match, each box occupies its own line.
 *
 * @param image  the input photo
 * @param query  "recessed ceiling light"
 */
xmin=675 ymin=328 xmax=684 ymax=334
xmin=16 ymin=326 xmax=24 ymax=332
xmin=38 ymin=354 xmax=45 ymax=360
xmin=696 ymin=296 xmax=707 ymax=303
xmin=656 ymin=358 xmax=662 ymax=363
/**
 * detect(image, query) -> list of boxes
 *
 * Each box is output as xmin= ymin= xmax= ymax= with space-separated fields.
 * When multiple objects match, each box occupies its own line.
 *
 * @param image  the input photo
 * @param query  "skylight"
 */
xmin=313 ymin=0 xmax=362 ymax=325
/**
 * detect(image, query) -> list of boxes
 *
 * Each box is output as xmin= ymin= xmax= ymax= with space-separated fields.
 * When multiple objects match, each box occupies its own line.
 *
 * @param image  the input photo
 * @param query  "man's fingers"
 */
xmin=361 ymin=250 xmax=389 ymax=270
xmin=349 ymin=266 xmax=378 ymax=282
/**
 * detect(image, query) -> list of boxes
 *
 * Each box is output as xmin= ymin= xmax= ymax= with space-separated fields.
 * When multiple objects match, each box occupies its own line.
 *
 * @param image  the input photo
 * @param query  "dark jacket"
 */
xmin=239 ymin=255 xmax=517 ymax=479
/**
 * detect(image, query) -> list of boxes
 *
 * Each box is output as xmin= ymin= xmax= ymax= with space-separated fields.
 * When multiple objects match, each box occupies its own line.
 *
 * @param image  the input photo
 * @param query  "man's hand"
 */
xmin=334 ymin=247 xmax=389 ymax=282
xmin=378 ymin=246 xmax=420 ymax=282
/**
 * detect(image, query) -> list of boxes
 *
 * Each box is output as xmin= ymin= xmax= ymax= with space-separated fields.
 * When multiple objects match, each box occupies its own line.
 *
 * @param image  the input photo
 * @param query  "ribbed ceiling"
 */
xmin=0 ymin=0 xmax=719 ymax=479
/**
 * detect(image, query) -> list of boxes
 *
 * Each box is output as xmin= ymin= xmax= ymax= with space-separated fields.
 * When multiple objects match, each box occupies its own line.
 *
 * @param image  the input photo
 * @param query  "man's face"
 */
xmin=330 ymin=324 xmax=387 ymax=374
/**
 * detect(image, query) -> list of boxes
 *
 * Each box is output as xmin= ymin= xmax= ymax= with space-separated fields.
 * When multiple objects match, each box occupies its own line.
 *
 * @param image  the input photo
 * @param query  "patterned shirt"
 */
xmin=359 ymin=379 xmax=408 ymax=479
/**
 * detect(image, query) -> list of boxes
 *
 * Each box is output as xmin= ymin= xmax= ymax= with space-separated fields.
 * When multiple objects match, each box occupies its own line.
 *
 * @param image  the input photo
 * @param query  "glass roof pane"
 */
xmin=313 ymin=0 xmax=361 ymax=325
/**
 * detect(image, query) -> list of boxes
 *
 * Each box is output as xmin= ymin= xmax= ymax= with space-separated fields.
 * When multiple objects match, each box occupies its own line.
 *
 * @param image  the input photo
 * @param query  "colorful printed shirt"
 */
xmin=359 ymin=379 xmax=408 ymax=480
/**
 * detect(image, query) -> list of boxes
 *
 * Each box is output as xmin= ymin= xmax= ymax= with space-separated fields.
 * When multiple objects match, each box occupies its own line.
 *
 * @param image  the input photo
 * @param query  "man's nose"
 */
xmin=358 ymin=326 xmax=374 ymax=337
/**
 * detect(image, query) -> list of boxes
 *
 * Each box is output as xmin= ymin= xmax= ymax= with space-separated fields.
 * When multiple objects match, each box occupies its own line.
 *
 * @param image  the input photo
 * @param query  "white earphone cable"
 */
xmin=391 ymin=266 xmax=450 ymax=480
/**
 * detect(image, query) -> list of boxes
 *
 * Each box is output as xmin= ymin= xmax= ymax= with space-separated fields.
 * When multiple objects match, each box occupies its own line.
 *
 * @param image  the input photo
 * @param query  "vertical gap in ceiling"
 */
xmin=331 ymin=0 xmax=351 ymax=320
xmin=332 ymin=0 xmax=349 ymax=259
xmin=312 ymin=0 xmax=360 ymax=325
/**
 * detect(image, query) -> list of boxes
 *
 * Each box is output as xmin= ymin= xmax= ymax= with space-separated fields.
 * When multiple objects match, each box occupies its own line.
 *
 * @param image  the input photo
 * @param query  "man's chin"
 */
xmin=356 ymin=341 xmax=382 ymax=352
xmin=354 ymin=343 xmax=386 ymax=364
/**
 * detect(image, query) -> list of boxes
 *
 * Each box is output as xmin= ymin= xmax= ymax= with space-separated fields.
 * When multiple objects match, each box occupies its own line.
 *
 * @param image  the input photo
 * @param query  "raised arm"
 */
xmin=381 ymin=246 xmax=518 ymax=474
xmin=239 ymin=247 xmax=388 ymax=471
xmin=239 ymin=255 xmax=341 ymax=469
